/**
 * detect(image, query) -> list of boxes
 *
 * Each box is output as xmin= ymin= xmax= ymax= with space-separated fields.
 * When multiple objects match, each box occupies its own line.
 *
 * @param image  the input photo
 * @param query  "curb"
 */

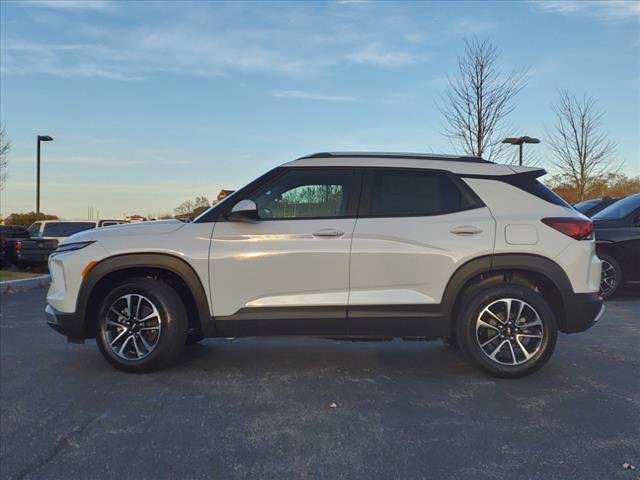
xmin=0 ymin=275 xmax=51 ymax=294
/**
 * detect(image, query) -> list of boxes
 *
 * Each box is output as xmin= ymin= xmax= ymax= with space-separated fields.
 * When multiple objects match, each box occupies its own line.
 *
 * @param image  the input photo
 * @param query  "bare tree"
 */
xmin=0 ymin=124 xmax=11 ymax=190
xmin=439 ymin=38 xmax=528 ymax=161
xmin=174 ymin=200 xmax=196 ymax=216
xmin=174 ymin=195 xmax=210 ymax=216
xmin=547 ymin=90 xmax=617 ymax=202
xmin=193 ymin=196 xmax=210 ymax=208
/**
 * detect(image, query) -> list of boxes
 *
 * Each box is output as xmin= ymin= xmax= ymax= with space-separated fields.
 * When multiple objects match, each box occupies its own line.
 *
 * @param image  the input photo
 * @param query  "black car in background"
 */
xmin=593 ymin=193 xmax=640 ymax=298
xmin=0 ymin=225 xmax=30 ymax=268
xmin=18 ymin=219 xmax=126 ymax=268
xmin=574 ymin=196 xmax=621 ymax=217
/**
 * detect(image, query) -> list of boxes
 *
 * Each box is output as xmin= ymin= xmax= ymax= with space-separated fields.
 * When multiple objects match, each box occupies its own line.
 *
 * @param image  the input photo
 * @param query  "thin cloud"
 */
xmin=2 ymin=4 xmax=428 ymax=79
xmin=529 ymin=0 xmax=640 ymax=21
xmin=20 ymin=0 xmax=115 ymax=12
xmin=8 ymin=154 xmax=144 ymax=167
xmin=67 ymin=133 xmax=115 ymax=145
xmin=346 ymin=45 xmax=420 ymax=67
xmin=271 ymin=90 xmax=357 ymax=102
xmin=453 ymin=19 xmax=497 ymax=35
xmin=380 ymin=92 xmax=420 ymax=106
xmin=0 ymin=40 xmax=140 ymax=80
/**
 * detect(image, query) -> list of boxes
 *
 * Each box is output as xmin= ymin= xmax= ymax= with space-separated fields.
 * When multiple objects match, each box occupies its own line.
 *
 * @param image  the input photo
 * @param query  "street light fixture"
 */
xmin=37 ymin=135 xmax=53 ymax=214
xmin=502 ymin=136 xmax=540 ymax=166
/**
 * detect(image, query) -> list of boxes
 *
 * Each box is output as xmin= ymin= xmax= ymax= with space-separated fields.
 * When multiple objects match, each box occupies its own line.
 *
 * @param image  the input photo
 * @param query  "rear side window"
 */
xmin=509 ymin=175 xmax=571 ymax=208
xmin=43 ymin=222 xmax=96 ymax=237
xmin=366 ymin=169 xmax=480 ymax=217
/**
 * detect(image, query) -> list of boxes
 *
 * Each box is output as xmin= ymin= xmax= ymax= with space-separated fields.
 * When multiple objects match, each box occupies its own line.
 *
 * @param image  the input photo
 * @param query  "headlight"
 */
xmin=51 ymin=241 xmax=95 ymax=255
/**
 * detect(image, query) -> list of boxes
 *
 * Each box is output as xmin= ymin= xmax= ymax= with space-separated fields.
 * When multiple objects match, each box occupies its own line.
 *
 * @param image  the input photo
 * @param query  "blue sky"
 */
xmin=1 ymin=0 xmax=639 ymax=218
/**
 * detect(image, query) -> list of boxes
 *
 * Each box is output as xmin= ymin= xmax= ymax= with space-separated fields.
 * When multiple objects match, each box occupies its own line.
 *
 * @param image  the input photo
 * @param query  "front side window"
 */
xmin=43 ymin=222 xmax=97 ymax=237
xmin=249 ymin=169 xmax=354 ymax=219
xmin=367 ymin=169 xmax=477 ymax=217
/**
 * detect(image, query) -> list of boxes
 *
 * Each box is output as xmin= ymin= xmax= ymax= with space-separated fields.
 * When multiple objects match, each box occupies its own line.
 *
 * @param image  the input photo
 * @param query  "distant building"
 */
xmin=126 ymin=214 xmax=147 ymax=223
xmin=216 ymin=190 xmax=234 ymax=203
xmin=174 ymin=206 xmax=209 ymax=222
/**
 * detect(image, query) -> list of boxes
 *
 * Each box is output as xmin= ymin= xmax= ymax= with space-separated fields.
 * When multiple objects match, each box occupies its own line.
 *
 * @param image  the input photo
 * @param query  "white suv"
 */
xmin=45 ymin=152 xmax=604 ymax=377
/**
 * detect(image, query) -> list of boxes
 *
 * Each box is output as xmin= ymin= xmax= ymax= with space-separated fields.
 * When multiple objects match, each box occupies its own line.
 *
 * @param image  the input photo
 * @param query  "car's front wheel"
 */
xmin=456 ymin=284 xmax=558 ymax=378
xmin=96 ymin=278 xmax=188 ymax=373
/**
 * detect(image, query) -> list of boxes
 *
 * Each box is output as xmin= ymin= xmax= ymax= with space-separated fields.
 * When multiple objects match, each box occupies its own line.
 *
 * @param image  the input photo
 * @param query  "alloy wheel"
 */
xmin=475 ymin=298 xmax=544 ymax=366
xmin=600 ymin=259 xmax=616 ymax=296
xmin=104 ymin=294 xmax=162 ymax=361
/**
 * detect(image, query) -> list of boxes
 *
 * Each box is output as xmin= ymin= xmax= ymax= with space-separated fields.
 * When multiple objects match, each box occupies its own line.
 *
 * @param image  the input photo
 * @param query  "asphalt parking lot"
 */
xmin=1 ymin=288 xmax=638 ymax=480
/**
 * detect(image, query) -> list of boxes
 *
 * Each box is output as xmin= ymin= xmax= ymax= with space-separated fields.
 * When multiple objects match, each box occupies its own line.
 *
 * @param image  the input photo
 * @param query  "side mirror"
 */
xmin=227 ymin=199 xmax=259 ymax=222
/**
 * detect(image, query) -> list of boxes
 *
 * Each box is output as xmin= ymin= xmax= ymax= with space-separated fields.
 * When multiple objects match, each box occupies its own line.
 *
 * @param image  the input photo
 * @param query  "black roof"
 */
xmin=297 ymin=152 xmax=492 ymax=164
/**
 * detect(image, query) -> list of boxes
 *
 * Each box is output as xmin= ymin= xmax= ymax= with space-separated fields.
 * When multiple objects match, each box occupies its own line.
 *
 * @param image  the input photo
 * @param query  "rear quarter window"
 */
xmin=515 ymin=177 xmax=571 ymax=208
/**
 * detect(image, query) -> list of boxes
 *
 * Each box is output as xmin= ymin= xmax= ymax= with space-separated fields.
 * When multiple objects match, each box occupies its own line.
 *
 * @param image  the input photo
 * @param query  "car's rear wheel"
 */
xmin=96 ymin=278 xmax=187 ymax=373
xmin=456 ymin=284 xmax=558 ymax=378
xmin=599 ymin=253 xmax=621 ymax=299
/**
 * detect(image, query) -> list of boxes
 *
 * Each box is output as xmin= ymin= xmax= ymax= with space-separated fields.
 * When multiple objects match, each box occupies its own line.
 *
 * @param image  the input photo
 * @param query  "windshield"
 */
xmin=42 ymin=222 xmax=97 ymax=237
xmin=593 ymin=194 xmax=640 ymax=220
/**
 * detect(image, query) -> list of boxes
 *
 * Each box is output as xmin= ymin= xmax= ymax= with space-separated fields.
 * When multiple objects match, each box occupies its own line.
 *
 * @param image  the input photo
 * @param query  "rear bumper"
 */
xmin=45 ymin=304 xmax=87 ymax=340
xmin=561 ymin=292 xmax=604 ymax=333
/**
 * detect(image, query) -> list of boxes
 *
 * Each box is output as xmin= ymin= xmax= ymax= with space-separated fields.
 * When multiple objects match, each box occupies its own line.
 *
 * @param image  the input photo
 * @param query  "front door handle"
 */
xmin=313 ymin=228 xmax=345 ymax=238
xmin=450 ymin=226 xmax=483 ymax=236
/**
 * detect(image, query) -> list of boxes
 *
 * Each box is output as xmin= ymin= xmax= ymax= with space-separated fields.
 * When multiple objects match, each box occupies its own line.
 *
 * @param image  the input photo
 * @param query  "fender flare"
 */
xmin=441 ymin=253 xmax=573 ymax=327
xmin=77 ymin=253 xmax=214 ymax=336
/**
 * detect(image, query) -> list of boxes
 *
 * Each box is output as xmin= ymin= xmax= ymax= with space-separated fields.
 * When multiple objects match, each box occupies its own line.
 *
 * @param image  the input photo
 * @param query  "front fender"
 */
xmin=77 ymin=253 xmax=214 ymax=337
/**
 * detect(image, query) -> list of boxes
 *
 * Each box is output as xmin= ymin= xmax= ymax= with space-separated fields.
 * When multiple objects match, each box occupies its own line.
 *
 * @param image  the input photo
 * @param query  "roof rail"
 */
xmin=297 ymin=151 xmax=492 ymax=164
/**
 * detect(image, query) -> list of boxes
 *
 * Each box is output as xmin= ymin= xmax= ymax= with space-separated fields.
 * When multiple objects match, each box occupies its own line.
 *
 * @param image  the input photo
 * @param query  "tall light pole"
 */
xmin=502 ymin=136 xmax=540 ymax=166
xmin=36 ymin=135 xmax=53 ymax=214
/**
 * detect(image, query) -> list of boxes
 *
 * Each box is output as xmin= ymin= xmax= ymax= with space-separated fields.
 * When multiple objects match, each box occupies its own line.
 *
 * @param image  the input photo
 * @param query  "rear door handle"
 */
xmin=313 ymin=228 xmax=345 ymax=238
xmin=450 ymin=226 xmax=483 ymax=236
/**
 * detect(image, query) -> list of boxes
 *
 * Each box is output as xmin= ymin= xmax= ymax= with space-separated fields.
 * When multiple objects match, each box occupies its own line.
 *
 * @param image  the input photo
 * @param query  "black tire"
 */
xmin=186 ymin=332 xmax=204 ymax=345
xmin=442 ymin=336 xmax=460 ymax=351
xmin=456 ymin=284 xmax=558 ymax=378
xmin=599 ymin=253 xmax=622 ymax=300
xmin=96 ymin=278 xmax=188 ymax=373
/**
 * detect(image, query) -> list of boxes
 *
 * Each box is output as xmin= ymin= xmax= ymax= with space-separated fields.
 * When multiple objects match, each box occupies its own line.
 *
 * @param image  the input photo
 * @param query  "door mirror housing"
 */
xmin=227 ymin=199 xmax=259 ymax=222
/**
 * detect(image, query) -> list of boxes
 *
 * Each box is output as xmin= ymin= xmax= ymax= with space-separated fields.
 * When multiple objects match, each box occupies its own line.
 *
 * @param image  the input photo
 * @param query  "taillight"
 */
xmin=541 ymin=217 xmax=593 ymax=240
xmin=15 ymin=240 xmax=22 ymax=252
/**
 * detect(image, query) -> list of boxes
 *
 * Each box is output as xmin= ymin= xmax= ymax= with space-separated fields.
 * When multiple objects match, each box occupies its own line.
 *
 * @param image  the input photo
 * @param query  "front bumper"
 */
xmin=561 ymin=292 xmax=604 ymax=333
xmin=45 ymin=304 xmax=87 ymax=341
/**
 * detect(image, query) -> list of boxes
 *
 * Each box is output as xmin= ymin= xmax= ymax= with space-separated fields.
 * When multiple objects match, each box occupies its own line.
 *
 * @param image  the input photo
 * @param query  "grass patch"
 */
xmin=0 ymin=270 xmax=43 ymax=282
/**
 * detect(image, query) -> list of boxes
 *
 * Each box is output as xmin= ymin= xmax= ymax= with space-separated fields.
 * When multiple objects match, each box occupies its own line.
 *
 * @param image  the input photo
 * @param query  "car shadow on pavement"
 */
xmin=175 ymin=338 xmax=489 ymax=380
xmin=611 ymin=284 xmax=640 ymax=301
